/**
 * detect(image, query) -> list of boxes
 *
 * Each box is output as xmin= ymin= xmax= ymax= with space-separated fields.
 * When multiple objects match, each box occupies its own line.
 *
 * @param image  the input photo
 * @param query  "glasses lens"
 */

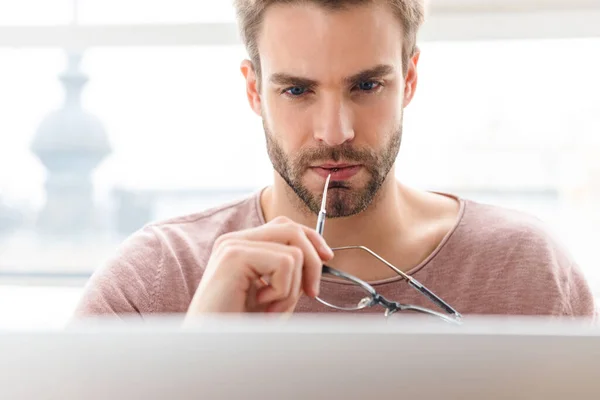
xmin=316 ymin=271 xmax=374 ymax=311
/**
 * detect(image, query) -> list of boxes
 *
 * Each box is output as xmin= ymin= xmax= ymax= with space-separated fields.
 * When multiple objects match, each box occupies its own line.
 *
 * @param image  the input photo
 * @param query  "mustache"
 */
xmin=294 ymin=144 xmax=377 ymax=166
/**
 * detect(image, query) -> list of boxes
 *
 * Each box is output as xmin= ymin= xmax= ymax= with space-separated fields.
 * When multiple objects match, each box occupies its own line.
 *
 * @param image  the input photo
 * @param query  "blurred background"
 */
xmin=0 ymin=0 xmax=599 ymax=329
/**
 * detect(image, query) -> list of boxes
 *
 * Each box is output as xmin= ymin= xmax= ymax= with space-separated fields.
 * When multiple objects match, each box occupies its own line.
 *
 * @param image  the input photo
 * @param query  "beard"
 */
xmin=264 ymin=121 xmax=402 ymax=218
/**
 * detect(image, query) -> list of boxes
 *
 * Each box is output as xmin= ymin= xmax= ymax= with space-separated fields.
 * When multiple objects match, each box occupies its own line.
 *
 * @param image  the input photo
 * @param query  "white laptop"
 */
xmin=1 ymin=314 xmax=599 ymax=400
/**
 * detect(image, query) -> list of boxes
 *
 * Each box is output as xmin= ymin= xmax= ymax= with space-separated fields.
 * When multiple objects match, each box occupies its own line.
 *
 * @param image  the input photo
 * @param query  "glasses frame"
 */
xmin=315 ymin=245 xmax=463 ymax=324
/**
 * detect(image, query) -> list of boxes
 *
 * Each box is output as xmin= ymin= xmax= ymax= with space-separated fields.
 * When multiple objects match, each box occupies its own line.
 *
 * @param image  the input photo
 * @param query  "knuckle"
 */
xmin=220 ymin=243 xmax=242 ymax=260
xmin=213 ymin=232 xmax=232 ymax=250
xmin=293 ymin=224 xmax=305 ymax=236
xmin=273 ymin=216 xmax=291 ymax=224
xmin=280 ymin=254 xmax=296 ymax=271
xmin=289 ymin=247 xmax=303 ymax=264
xmin=273 ymin=217 xmax=305 ymax=239
xmin=284 ymin=223 xmax=304 ymax=238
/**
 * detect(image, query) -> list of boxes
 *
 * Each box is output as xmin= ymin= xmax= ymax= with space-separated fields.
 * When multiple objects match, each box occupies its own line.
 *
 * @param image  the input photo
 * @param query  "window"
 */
xmin=1 ymin=1 xmax=599 ymax=328
xmin=0 ymin=1 xmax=72 ymax=26
xmin=0 ymin=0 xmax=236 ymax=26
xmin=77 ymin=0 xmax=237 ymax=24
xmin=2 ymin=37 xmax=599 ymax=286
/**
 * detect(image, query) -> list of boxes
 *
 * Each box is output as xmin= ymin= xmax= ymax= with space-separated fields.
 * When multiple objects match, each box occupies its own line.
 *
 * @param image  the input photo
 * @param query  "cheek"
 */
xmin=354 ymin=97 xmax=401 ymax=142
xmin=263 ymin=93 xmax=313 ymax=150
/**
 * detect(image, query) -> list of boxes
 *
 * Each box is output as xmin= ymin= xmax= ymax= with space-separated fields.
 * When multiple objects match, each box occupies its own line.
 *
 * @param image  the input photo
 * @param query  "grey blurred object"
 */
xmin=0 ymin=197 xmax=24 ymax=236
xmin=112 ymin=187 xmax=256 ymax=236
xmin=112 ymin=188 xmax=154 ymax=236
xmin=31 ymin=51 xmax=112 ymax=235
xmin=3 ymin=315 xmax=600 ymax=400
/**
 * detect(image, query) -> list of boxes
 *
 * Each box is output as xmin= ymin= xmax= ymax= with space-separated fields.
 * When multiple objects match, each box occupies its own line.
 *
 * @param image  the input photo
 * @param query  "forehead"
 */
xmin=257 ymin=2 xmax=405 ymax=80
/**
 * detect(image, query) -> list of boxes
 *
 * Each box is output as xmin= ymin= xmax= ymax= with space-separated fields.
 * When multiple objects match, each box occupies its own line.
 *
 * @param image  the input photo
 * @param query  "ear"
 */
xmin=402 ymin=48 xmax=421 ymax=108
xmin=240 ymin=59 xmax=262 ymax=116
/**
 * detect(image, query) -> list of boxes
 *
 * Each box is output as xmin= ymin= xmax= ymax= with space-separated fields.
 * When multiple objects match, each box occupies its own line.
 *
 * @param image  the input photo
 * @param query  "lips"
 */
xmin=317 ymin=163 xmax=356 ymax=169
xmin=311 ymin=164 xmax=362 ymax=180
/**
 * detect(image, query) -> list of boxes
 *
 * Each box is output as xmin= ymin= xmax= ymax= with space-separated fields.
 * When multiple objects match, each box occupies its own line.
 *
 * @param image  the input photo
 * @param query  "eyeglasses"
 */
xmin=316 ymin=246 xmax=462 ymax=324
xmin=314 ymin=175 xmax=462 ymax=325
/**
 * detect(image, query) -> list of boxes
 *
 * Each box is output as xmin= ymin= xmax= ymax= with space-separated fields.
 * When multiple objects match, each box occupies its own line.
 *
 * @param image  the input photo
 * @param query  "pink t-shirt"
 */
xmin=74 ymin=190 xmax=596 ymax=318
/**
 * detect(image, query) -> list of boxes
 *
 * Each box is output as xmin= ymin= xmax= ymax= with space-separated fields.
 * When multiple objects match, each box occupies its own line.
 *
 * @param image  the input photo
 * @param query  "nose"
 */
xmin=313 ymin=94 xmax=355 ymax=146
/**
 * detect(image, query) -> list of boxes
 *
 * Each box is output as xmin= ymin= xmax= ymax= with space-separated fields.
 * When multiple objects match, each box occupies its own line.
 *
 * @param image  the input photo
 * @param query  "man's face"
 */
xmin=242 ymin=2 xmax=419 ymax=217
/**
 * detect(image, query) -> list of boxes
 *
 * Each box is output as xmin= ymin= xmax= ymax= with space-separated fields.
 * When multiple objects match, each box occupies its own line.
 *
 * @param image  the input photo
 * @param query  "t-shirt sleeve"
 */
xmin=72 ymin=225 xmax=164 ymax=318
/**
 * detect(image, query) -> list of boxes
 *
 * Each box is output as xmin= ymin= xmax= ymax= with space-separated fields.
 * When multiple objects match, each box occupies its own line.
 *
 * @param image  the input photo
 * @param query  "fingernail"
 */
xmin=313 ymin=281 xmax=320 ymax=298
xmin=322 ymin=245 xmax=334 ymax=258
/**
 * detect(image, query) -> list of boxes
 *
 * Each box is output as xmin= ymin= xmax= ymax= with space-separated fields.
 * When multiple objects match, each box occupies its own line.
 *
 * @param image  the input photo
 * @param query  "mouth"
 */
xmin=310 ymin=163 xmax=362 ymax=180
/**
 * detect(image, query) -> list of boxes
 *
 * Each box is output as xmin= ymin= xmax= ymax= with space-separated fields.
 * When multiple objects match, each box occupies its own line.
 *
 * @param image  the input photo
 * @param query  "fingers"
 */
xmin=219 ymin=217 xmax=332 ymax=259
xmin=271 ymin=216 xmax=334 ymax=261
xmin=264 ymin=291 xmax=303 ymax=313
xmin=254 ymin=245 xmax=303 ymax=306
xmin=190 ymin=215 xmax=335 ymax=315
xmin=283 ymin=222 xmax=334 ymax=297
xmin=219 ymin=240 xmax=302 ymax=306
xmin=215 ymin=216 xmax=333 ymax=298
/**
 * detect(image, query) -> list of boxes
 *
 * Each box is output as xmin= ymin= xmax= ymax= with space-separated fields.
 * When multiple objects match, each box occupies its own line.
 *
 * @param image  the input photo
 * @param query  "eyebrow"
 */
xmin=344 ymin=64 xmax=395 ymax=85
xmin=269 ymin=73 xmax=317 ymax=87
xmin=269 ymin=64 xmax=395 ymax=87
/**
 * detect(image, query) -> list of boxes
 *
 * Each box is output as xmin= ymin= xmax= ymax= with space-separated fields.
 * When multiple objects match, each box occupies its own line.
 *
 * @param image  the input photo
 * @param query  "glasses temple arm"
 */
xmin=331 ymin=245 xmax=462 ymax=318
xmin=408 ymin=279 xmax=462 ymax=318
xmin=390 ymin=303 xmax=462 ymax=324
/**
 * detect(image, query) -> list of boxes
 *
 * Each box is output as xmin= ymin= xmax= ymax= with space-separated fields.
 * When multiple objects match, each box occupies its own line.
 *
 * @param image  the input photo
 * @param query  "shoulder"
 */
xmin=461 ymin=199 xmax=553 ymax=241
xmin=74 ymin=190 xmax=265 ymax=317
xmin=122 ymin=189 xmax=265 ymax=268
xmin=459 ymin=199 xmax=569 ymax=261
xmin=146 ymin=190 xmax=265 ymax=255
xmin=454 ymin=198 xmax=595 ymax=316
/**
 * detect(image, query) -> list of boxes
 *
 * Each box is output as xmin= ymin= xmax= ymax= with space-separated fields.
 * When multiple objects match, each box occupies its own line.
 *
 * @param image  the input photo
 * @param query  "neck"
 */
xmin=260 ymin=170 xmax=411 ymax=253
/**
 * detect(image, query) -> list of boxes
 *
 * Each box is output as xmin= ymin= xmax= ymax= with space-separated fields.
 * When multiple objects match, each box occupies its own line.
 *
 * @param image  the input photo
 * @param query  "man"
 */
xmin=74 ymin=0 xmax=595 ymax=319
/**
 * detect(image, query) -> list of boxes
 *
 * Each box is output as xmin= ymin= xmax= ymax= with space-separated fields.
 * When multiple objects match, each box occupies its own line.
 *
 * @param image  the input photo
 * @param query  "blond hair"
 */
xmin=234 ymin=0 xmax=426 ymax=80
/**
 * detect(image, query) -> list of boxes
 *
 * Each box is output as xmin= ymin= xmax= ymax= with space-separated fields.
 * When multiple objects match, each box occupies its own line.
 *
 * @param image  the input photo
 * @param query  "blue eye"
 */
xmin=286 ymin=87 xmax=307 ymax=96
xmin=357 ymin=81 xmax=380 ymax=91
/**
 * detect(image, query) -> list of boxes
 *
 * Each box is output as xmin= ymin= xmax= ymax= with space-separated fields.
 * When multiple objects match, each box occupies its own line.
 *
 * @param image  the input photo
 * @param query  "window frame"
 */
xmin=1 ymin=0 xmax=599 ymax=287
xmin=0 ymin=0 xmax=599 ymax=48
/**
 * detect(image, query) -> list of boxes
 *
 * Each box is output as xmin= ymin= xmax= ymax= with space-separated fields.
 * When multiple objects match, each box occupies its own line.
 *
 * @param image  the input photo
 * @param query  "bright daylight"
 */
xmin=1 ymin=0 xmax=600 ymax=322
xmin=1 ymin=1 xmax=600 ymax=398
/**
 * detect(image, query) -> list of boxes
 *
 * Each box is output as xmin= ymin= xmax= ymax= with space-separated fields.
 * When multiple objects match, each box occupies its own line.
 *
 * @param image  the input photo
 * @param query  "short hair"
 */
xmin=234 ymin=0 xmax=426 ymax=81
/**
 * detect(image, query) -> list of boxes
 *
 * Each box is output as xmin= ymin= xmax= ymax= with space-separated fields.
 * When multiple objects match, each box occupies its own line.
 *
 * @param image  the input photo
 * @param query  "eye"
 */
xmin=356 ymin=80 xmax=382 ymax=92
xmin=284 ymin=86 xmax=308 ymax=96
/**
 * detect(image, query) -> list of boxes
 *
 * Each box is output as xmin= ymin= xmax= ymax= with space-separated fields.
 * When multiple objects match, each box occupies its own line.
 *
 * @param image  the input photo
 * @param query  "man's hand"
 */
xmin=185 ymin=216 xmax=334 ymax=316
